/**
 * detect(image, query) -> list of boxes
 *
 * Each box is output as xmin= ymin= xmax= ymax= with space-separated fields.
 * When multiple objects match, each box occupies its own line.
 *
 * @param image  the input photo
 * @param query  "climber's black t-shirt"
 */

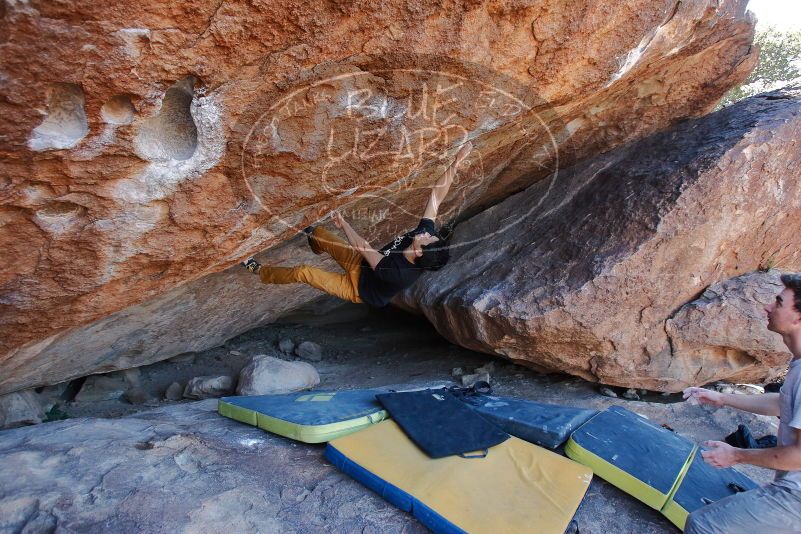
xmin=358 ymin=218 xmax=437 ymax=308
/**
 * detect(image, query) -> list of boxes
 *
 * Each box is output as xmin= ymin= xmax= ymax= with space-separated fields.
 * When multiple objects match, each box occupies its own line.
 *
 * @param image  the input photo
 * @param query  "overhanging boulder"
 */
xmin=1 ymin=0 xmax=757 ymax=393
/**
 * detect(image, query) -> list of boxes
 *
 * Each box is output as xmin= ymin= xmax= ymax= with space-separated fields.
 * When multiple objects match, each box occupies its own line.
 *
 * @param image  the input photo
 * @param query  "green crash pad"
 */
xmin=566 ymin=406 xmax=758 ymax=531
xmin=218 ymin=388 xmax=388 ymax=443
xmin=565 ymin=405 xmax=695 ymax=510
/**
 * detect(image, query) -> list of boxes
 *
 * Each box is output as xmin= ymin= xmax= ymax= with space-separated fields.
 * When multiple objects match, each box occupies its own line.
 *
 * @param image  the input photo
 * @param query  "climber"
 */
xmin=242 ymin=142 xmax=473 ymax=307
xmin=682 ymin=273 xmax=801 ymax=533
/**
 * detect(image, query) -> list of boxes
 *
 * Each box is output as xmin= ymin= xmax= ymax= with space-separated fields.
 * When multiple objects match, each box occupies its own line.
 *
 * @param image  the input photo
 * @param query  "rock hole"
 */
xmin=61 ymin=376 xmax=87 ymax=402
xmin=33 ymin=201 xmax=88 ymax=233
xmin=29 ymin=83 xmax=89 ymax=151
xmin=135 ymin=76 xmax=198 ymax=161
xmin=36 ymin=201 xmax=86 ymax=218
xmin=101 ymin=94 xmax=136 ymax=125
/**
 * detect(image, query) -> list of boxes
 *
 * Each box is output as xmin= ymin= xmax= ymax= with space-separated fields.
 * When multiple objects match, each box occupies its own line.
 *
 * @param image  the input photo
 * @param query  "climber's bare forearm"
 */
xmin=423 ymin=142 xmax=472 ymax=221
xmin=722 ymin=392 xmax=780 ymax=417
xmin=339 ymin=219 xmax=383 ymax=269
xmin=422 ymin=163 xmax=457 ymax=221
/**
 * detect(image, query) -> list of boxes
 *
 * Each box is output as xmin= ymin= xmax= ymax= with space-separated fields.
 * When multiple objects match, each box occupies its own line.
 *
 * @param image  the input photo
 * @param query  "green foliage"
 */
xmin=43 ymin=404 xmax=70 ymax=422
xmin=718 ymin=27 xmax=801 ymax=108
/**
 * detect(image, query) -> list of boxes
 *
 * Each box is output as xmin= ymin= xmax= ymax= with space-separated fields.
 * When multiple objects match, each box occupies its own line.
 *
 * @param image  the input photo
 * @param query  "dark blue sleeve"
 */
xmin=416 ymin=218 xmax=436 ymax=235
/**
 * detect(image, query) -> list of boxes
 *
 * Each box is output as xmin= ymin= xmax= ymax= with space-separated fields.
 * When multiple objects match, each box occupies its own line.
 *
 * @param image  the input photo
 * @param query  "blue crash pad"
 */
xmin=459 ymin=394 xmax=597 ymax=449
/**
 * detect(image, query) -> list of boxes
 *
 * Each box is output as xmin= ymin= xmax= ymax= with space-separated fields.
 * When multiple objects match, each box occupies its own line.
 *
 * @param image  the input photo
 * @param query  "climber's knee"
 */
xmin=290 ymin=265 xmax=312 ymax=283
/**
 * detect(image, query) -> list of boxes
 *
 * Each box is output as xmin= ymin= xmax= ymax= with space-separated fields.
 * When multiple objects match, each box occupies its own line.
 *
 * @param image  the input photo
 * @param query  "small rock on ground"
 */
xmin=278 ymin=338 xmax=295 ymax=354
xmin=123 ymin=387 xmax=156 ymax=405
xmin=461 ymin=372 xmax=490 ymax=388
xmin=164 ymin=382 xmax=184 ymax=401
xmin=600 ymin=387 xmax=618 ymax=398
xmin=474 ymin=361 xmax=496 ymax=375
xmin=295 ymin=341 xmax=323 ymax=362
xmin=237 ymin=355 xmax=319 ymax=396
xmin=183 ymin=376 xmax=235 ymax=399
xmin=622 ymin=388 xmax=640 ymax=401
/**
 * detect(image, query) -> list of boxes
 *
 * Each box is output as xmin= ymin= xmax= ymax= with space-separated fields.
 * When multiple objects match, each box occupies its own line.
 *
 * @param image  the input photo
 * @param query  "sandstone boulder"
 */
xmin=0 ymin=391 xmax=44 ymax=429
xmin=1 ymin=0 xmax=757 ymax=394
xmin=666 ymin=270 xmax=792 ymax=386
xmin=74 ymin=375 xmax=127 ymax=402
xmin=236 ymin=355 xmax=320 ymax=396
xmin=400 ymin=87 xmax=801 ymax=392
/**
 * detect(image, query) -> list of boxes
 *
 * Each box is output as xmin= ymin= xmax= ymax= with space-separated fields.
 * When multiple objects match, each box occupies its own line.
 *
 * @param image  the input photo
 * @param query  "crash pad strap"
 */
xmin=661 ymin=449 xmax=706 ymax=530
xmin=661 ymin=444 xmax=698 ymax=515
xmin=218 ymin=398 xmax=387 ymax=443
xmin=661 ymin=448 xmax=758 ymax=531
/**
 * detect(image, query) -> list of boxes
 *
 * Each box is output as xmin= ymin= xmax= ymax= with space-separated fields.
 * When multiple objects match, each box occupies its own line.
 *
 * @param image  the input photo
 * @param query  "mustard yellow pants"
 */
xmin=259 ymin=227 xmax=364 ymax=304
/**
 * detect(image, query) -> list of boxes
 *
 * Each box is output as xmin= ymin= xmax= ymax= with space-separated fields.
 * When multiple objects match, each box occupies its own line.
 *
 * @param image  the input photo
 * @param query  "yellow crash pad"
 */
xmin=325 ymin=420 xmax=592 ymax=534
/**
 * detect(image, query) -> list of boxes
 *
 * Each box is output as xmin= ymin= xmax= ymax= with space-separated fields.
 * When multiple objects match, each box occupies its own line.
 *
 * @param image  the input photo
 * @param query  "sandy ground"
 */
xmin=15 ymin=297 xmax=782 ymax=533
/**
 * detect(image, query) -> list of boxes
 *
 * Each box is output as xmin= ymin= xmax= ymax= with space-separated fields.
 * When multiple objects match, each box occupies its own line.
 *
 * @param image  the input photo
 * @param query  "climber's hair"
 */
xmin=417 ymin=223 xmax=453 ymax=271
xmin=780 ymin=273 xmax=801 ymax=314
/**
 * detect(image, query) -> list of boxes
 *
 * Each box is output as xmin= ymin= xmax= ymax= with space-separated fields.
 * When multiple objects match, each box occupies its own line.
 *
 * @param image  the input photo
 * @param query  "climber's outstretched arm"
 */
xmin=422 ymin=141 xmax=473 ymax=222
xmin=331 ymin=211 xmax=384 ymax=269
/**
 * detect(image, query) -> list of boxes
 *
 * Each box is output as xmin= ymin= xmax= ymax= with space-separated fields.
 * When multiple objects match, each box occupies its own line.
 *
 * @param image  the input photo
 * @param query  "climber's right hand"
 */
xmin=331 ymin=211 xmax=345 ymax=229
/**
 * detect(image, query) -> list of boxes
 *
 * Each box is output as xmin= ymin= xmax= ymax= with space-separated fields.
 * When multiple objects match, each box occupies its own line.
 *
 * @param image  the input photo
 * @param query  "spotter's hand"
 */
xmin=701 ymin=441 xmax=739 ymax=468
xmin=682 ymin=387 xmax=725 ymax=407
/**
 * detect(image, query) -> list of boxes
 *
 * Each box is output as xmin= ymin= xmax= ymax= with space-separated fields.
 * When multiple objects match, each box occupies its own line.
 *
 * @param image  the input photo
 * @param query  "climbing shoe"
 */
xmin=303 ymin=225 xmax=323 ymax=255
xmin=242 ymin=257 xmax=261 ymax=273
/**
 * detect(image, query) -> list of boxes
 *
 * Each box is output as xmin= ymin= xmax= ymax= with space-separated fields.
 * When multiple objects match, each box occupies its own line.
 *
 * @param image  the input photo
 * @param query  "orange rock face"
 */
xmin=0 ymin=0 xmax=756 ymax=393
xmin=399 ymin=88 xmax=801 ymax=392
